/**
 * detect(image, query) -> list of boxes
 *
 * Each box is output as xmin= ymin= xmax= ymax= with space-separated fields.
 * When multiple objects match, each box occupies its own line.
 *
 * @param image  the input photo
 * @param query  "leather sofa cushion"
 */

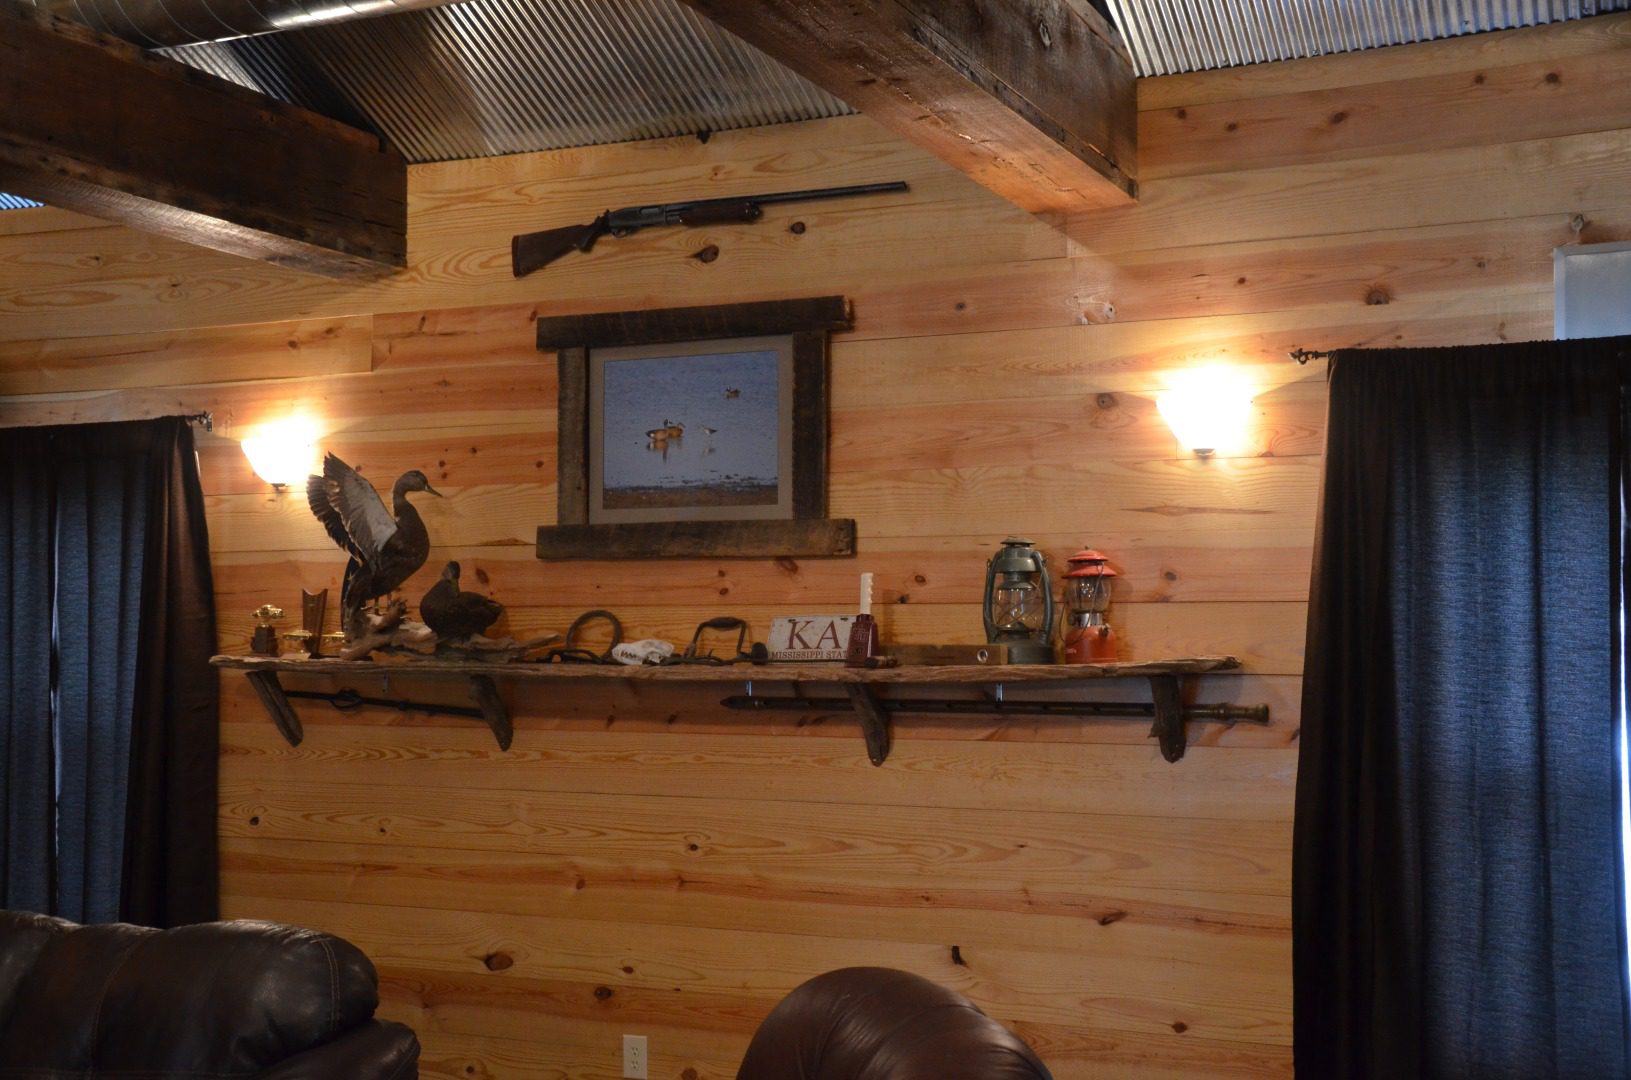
xmin=0 ymin=912 xmax=72 ymax=1026
xmin=0 ymin=918 xmax=382 ymax=1076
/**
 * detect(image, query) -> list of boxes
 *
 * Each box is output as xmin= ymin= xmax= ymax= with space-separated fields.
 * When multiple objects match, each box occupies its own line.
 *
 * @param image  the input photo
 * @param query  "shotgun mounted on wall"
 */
xmin=511 ymin=180 xmax=909 ymax=277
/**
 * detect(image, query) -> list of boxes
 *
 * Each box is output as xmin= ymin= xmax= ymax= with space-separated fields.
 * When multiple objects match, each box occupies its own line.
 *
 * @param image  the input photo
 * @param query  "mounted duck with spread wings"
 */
xmin=307 ymin=453 xmax=440 ymax=633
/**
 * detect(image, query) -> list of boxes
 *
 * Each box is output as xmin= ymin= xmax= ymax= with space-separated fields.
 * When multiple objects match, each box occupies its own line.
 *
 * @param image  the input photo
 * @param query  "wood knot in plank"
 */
xmin=950 ymin=944 xmax=967 ymax=966
xmin=1098 ymin=909 xmax=1128 ymax=926
xmin=483 ymin=951 xmax=514 ymax=971
xmin=594 ymin=985 xmax=614 ymax=1000
xmin=691 ymin=244 xmax=720 ymax=263
xmin=1079 ymin=301 xmax=1116 ymax=324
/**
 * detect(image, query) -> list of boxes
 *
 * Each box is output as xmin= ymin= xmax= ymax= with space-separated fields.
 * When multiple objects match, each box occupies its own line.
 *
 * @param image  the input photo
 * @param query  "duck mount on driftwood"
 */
xmin=412 ymin=561 xmax=558 ymax=661
xmin=306 ymin=453 xmax=439 ymax=640
xmin=305 ymin=455 xmax=558 ymax=661
xmin=421 ymin=561 xmax=503 ymax=640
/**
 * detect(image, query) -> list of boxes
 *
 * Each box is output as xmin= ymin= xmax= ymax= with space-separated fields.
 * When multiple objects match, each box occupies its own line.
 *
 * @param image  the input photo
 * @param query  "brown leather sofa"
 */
xmin=737 ymin=966 xmax=1055 ymax=1080
xmin=0 ymin=911 xmax=418 ymax=1079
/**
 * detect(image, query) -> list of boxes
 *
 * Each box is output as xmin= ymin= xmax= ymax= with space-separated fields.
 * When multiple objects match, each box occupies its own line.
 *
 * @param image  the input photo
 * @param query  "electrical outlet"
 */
xmin=622 ymin=1034 xmax=648 ymax=1080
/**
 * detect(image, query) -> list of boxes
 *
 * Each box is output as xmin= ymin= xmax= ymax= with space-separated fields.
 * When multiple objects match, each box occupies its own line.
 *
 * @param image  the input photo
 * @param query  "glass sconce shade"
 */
xmin=241 ymin=416 xmax=320 ymax=488
xmin=1156 ymin=368 xmax=1254 ymax=456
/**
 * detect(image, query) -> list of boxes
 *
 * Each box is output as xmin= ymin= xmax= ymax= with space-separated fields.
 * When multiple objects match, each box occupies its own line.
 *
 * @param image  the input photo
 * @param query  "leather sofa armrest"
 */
xmin=255 ymin=1019 xmax=419 ymax=1080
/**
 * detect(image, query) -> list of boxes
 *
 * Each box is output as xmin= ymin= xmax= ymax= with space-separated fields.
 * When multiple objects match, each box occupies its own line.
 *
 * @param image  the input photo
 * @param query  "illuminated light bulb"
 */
xmin=1156 ymin=368 xmax=1255 ymax=458
xmin=241 ymin=416 xmax=321 ymax=489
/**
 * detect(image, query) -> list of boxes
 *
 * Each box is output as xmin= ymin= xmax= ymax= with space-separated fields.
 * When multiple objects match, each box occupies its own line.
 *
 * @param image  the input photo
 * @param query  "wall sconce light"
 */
xmin=1156 ymin=367 xmax=1255 ymax=458
xmin=241 ymin=416 xmax=320 ymax=489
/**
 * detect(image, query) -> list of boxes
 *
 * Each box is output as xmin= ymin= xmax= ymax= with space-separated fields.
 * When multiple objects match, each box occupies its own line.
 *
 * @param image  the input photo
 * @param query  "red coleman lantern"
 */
xmin=1062 ymin=549 xmax=1117 ymax=663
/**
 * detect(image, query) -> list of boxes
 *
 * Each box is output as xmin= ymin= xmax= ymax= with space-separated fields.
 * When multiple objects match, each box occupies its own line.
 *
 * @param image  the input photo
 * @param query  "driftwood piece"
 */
xmin=340 ymin=599 xmax=415 ymax=660
xmin=432 ymin=633 xmax=561 ymax=663
xmin=342 ymin=598 xmax=560 ymax=663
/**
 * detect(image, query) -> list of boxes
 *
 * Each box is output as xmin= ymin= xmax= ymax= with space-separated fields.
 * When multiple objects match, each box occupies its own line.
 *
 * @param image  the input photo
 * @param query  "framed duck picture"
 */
xmin=590 ymin=335 xmax=791 ymax=524
xmin=535 ymin=296 xmax=857 ymax=559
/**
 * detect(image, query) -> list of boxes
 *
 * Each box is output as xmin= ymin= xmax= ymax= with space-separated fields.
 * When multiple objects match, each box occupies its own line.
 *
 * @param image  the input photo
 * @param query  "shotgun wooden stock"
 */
xmin=511 ymin=214 xmax=611 ymax=278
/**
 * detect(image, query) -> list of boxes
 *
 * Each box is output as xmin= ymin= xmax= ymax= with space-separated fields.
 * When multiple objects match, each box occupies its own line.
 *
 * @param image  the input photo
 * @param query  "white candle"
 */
xmin=859 ymin=572 xmax=873 ymax=616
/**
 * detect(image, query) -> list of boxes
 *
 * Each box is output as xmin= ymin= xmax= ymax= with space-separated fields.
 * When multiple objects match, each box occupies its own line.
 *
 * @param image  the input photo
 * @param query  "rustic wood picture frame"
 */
xmin=536 ymin=296 xmax=857 ymax=559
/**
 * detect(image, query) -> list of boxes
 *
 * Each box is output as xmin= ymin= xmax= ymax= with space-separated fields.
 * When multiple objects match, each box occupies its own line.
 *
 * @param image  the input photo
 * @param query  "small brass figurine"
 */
xmin=251 ymin=604 xmax=285 ymax=657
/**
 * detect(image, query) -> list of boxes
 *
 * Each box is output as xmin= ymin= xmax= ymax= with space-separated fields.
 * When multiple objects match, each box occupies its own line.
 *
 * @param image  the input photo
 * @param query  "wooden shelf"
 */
xmin=211 ymin=653 xmax=1259 ymax=763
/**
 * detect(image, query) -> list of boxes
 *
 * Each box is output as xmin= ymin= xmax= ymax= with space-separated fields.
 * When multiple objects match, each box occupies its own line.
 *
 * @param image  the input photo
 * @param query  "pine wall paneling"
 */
xmin=4 ymin=15 xmax=1631 ymax=1078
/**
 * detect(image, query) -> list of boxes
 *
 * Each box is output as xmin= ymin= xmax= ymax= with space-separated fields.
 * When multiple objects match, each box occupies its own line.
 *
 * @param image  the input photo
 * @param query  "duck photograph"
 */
xmin=593 ymin=339 xmax=787 ymax=521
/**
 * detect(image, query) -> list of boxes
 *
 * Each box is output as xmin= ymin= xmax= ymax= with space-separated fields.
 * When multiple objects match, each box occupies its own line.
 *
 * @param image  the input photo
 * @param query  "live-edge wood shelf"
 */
xmin=212 ymin=654 xmax=1262 ymax=763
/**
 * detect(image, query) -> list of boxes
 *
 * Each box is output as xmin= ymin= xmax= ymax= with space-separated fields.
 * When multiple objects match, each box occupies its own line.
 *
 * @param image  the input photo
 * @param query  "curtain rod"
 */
xmin=183 ymin=411 xmax=214 ymax=432
xmin=1289 ymin=348 xmax=1335 ymax=365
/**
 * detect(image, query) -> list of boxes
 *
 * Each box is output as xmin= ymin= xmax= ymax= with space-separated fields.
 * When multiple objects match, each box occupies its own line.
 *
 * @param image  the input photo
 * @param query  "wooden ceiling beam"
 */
xmin=679 ymin=0 xmax=1137 ymax=214
xmin=0 ymin=0 xmax=405 ymax=278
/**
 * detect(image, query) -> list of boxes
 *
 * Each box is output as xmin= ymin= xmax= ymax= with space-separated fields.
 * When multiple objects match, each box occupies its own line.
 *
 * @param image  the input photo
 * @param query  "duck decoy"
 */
xmin=420 ymin=561 xmax=504 ymax=641
xmin=307 ymin=453 xmax=440 ymax=631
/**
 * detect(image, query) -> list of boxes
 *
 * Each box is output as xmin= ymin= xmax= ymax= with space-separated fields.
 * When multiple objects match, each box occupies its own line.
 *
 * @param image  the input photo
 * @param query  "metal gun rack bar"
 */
xmin=724 ymin=685 xmax=1269 ymax=764
xmin=215 ymin=655 xmax=1265 ymax=763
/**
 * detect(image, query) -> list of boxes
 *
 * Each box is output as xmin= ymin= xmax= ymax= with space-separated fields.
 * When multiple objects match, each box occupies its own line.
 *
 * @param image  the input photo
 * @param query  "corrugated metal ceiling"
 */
xmin=5 ymin=0 xmax=1629 ymax=207
xmin=161 ymin=0 xmax=856 ymax=164
xmin=1107 ymin=0 xmax=1631 ymax=77
xmin=156 ymin=0 xmax=1631 ymax=164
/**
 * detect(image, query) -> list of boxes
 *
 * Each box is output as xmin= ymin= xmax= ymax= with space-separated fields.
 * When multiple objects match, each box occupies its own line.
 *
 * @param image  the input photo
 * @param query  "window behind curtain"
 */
xmin=1294 ymin=340 xmax=1631 ymax=1080
xmin=1388 ymin=361 xmax=1624 ymax=1076
xmin=0 ymin=425 xmax=156 ymax=923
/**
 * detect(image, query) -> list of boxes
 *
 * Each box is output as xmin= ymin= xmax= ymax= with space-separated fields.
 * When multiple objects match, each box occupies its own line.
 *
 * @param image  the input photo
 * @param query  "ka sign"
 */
xmin=766 ymin=614 xmax=857 ymax=662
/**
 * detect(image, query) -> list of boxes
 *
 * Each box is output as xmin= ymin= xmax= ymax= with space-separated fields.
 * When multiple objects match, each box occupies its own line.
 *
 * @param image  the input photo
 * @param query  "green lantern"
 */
xmin=981 ymin=537 xmax=1055 ymax=664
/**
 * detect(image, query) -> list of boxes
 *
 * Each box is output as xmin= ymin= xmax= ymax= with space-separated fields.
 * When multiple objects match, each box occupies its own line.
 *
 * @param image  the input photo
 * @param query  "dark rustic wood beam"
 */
xmin=0 ymin=0 xmax=405 ymax=277
xmin=678 ymin=0 xmax=1137 ymax=214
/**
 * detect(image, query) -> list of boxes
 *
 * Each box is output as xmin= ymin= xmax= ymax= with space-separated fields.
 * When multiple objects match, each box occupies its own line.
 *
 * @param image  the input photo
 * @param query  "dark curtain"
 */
xmin=53 ymin=425 xmax=154 ymax=923
xmin=1294 ymin=338 xmax=1631 ymax=1079
xmin=0 ymin=417 xmax=217 ymax=926
xmin=121 ymin=417 xmax=219 ymax=926
xmin=1 ymin=430 xmax=56 ymax=914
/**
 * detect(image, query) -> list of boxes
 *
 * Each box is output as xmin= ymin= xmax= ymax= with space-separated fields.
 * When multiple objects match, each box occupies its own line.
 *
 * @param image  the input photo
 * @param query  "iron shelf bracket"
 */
xmin=237 ymin=668 xmax=513 ymax=750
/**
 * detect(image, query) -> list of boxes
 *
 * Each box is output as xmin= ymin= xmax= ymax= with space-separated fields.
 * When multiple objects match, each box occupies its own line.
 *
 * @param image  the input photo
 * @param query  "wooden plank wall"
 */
xmin=3 ymin=15 xmax=1630 ymax=1078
